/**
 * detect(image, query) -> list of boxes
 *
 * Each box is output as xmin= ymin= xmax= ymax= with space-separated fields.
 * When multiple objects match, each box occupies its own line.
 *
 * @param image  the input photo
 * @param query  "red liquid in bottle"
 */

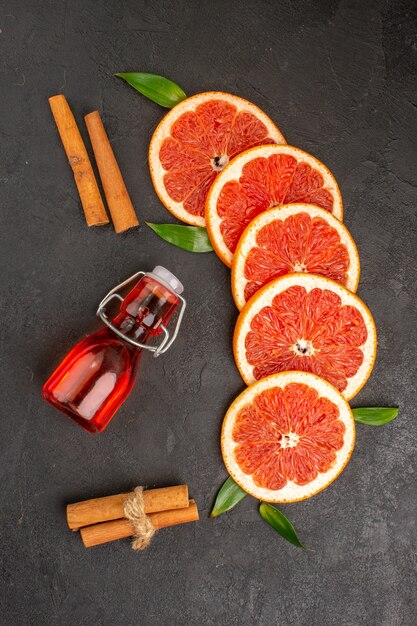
xmin=42 ymin=267 xmax=183 ymax=433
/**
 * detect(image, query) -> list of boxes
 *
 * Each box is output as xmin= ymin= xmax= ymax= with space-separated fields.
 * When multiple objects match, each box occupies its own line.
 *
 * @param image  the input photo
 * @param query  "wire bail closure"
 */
xmin=96 ymin=271 xmax=186 ymax=358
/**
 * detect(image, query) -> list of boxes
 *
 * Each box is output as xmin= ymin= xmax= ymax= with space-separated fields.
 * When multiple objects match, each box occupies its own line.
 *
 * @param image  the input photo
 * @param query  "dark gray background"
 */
xmin=1 ymin=1 xmax=416 ymax=624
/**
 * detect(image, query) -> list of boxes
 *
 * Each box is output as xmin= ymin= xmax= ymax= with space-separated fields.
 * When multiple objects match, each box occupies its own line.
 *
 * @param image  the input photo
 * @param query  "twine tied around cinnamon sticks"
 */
xmin=123 ymin=487 xmax=156 ymax=550
xmin=66 ymin=484 xmax=199 ymax=549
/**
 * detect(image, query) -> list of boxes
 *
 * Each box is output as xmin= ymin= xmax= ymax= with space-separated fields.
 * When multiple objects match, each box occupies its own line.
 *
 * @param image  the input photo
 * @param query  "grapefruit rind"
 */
xmin=231 ymin=204 xmax=360 ymax=310
xmin=233 ymin=273 xmax=377 ymax=400
xmin=149 ymin=92 xmax=286 ymax=227
xmin=221 ymin=371 xmax=355 ymax=503
xmin=206 ymin=144 xmax=344 ymax=266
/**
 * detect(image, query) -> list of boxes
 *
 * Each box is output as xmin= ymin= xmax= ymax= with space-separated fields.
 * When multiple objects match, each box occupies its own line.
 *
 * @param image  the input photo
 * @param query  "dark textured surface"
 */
xmin=1 ymin=1 xmax=416 ymax=624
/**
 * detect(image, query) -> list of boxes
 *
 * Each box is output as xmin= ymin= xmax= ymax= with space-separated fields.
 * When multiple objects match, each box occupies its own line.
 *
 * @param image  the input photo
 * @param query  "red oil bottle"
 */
xmin=42 ymin=267 xmax=185 ymax=433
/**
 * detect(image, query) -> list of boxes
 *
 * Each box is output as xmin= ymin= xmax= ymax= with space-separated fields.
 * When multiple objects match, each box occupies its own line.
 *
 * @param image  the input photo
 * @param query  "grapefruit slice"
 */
xmin=206 ymin=145 xmax=344 ymax=266
xmin=233 ymin=274 xmax=377 ymax=400
xmin=149 ymin=92 xmax=286 ymax=226
xmin=221 ymin=371 xmax=355 ymax=503
xmin=232 ymin=204 xmax=360 ymax=310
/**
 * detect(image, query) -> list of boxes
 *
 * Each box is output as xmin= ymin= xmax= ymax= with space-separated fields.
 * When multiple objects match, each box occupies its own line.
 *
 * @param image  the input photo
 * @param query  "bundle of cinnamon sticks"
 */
xmin=67 ymin=485 xmax=198 ymax=548
xmin=49 ymin=94 xmax=139 ymax=232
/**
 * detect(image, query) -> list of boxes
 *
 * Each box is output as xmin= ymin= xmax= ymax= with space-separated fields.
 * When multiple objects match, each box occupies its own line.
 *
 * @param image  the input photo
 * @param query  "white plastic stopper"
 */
xmin=149 ymin=266 xmax=184 ymax=295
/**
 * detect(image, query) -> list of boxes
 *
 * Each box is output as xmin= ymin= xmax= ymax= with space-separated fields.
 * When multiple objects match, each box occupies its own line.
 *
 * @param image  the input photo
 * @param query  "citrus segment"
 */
xmin=221 ymin=371 xmax=355 ymax=502
xmin=206 ymin=145 xmax=343 ymax=266
xmin=232 ymin=204 xmax=360 ymax=309
xmin=149 ymin=92 xmax=286 ymax=226
xmin=233 ymin=274 xmax=377 ymax=400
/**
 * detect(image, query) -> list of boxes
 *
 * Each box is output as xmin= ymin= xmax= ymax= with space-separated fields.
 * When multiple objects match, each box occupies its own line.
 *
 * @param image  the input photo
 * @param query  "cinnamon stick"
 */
xmin=80 ymin=500 xmax=199 ymax=548
xmin=84 ymin=111 xmax=139 ymax=233
xmin=67 ymin=485 xmax=189 ymax=531
xmin=48 ymin=95 xmax=109 ymax=227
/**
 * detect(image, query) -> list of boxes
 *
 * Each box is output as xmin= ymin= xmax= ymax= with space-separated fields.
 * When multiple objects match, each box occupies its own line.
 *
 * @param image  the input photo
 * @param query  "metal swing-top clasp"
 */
xmin=96 ymin=269 xmax=186 ymax=358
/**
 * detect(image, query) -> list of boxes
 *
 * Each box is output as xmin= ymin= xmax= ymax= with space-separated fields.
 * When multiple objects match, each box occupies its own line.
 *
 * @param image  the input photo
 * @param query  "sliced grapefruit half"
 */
xmin=233 ymin=273 xmax=377 ymax=400
xmin=221 ymin=371 xmax=355 ymax=503
xmin=149 ymin=92 xmax=286 ymax=226
xmin=206 ymin=145 xmax=344 ymax=266
xmin=232 ymin=204 xmax=360 ymax=310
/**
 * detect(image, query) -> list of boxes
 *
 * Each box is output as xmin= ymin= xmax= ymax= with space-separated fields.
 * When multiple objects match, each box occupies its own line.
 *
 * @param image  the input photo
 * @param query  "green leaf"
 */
xmin=210 ymin=477 xmax=247 ymax=518
xmin=146 ymin=222 xmax=214 ymax=253
xmin=352 ymin=407 xmax=399 ymax=426
xmin=259 ymin=502 xmax=309 ymax=550
xmin=115 ymin=72 xmax=186 ymax=108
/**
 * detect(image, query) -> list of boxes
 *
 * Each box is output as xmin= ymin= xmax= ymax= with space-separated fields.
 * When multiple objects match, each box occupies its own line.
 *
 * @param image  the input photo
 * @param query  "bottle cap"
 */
xmin=149 ymin=266 xmax=184 ymax=295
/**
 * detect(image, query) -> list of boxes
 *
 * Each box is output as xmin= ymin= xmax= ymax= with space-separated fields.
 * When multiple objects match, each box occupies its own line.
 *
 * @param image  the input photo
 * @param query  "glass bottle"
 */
xmin=42 ymin=266 xmax=185 ymax=433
